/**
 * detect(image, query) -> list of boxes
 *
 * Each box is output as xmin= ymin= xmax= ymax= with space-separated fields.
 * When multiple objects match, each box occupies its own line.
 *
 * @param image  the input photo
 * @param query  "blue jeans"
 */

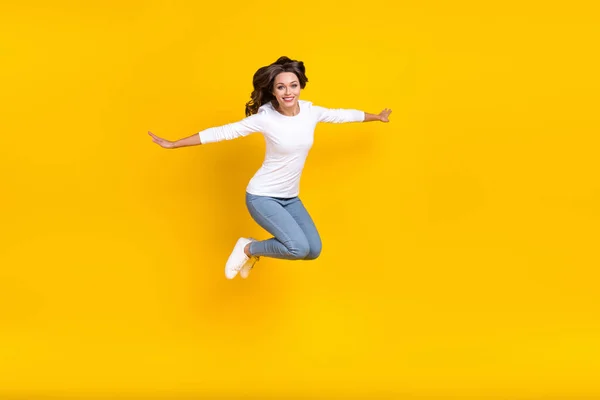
xmin=245 ymin=192 xmax=322 ymax=260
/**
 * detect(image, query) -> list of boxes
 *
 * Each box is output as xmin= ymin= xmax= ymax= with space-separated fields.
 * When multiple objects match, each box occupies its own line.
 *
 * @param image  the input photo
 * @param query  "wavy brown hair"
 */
xmin=245 ymin=56 xmax=309 ymax=117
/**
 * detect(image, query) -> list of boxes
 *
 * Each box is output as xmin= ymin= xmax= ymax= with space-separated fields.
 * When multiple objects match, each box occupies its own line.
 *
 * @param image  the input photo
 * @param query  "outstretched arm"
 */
xmin=148 ymin=113 xmax=265 ymax=149
xmin=364 ymin=108 xmax=392 ymax=122
xmin=148 ymin=131 xmax=200 ymax=149
xmin=316 ymin=106 xmax=392 ymax=124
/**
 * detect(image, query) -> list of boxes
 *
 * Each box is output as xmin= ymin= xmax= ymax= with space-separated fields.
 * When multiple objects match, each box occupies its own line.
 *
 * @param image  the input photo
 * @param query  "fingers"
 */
xmin=148 ymin=131 xmax=166 ymax=144
xmin=379 ymin=108 xmax=392 ymax=123
xmin=148 ymin=131 xmax=166 ymax=139
xmin=148 ymin=132 xmax=165 ymax=147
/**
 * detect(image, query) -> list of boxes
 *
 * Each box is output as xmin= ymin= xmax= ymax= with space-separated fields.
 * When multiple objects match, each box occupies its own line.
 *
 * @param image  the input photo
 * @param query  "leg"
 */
xmin=245 ymin=193 xmax=310 ymax=260
xmin=283 ymin=197 xmax=322 ymax=260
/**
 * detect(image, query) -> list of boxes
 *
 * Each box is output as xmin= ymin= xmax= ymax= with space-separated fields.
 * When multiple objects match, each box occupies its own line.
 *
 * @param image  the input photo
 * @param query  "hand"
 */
xmin=148 ymin=131 xmax=175 ymax=149
xmin=379 ymin=108 xmax=392 ymax=123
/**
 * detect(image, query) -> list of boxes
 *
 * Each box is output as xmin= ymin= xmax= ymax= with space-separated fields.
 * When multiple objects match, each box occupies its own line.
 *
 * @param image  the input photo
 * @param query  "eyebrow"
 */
xmin=276 ymin=81 xmax=299 ymax=85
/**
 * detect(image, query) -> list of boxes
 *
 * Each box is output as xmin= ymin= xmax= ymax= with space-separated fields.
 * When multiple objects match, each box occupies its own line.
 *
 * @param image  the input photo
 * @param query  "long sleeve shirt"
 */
xmin=198 ymin=100 xmax=365 ymax=198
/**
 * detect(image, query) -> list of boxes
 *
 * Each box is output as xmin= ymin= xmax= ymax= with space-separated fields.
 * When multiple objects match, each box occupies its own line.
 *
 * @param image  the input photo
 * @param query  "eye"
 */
xmin=292 ymin=84 xmax=298 ymax=87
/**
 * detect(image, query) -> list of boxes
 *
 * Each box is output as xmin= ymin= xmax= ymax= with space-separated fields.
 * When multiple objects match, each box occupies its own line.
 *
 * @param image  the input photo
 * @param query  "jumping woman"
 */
xmin=148 ymin=56 xmax=392 ymax=279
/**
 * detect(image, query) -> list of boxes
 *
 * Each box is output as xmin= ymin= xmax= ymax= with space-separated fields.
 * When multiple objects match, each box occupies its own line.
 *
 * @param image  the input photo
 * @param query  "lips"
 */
xmin=282 ymin=97 xmax=294 ymax=102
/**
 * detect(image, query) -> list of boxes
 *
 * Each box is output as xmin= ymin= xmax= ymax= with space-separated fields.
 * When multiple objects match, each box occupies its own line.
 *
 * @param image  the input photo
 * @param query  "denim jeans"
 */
xmin=245 ymin=192 xmax=322 ymax=260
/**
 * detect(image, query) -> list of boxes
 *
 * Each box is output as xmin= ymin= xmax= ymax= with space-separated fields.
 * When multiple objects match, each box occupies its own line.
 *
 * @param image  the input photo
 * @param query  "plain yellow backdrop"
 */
xmin=1 ymin=0 xmax=599 ymax=398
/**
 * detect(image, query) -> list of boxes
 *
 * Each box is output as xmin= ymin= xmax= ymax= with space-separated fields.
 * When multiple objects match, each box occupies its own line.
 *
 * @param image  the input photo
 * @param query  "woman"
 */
xmin=148 ymin=56 xmax=392 ymax=279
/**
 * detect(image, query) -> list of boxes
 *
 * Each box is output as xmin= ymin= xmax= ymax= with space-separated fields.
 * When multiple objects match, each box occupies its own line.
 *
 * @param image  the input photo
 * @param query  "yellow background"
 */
xmin=1 ymin=0 xmax=599 ymax=398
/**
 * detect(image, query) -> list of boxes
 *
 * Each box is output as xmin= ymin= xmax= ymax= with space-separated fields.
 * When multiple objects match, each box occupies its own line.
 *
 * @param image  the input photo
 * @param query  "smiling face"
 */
xmin=272 ymin=72 xmax=301 ymax=113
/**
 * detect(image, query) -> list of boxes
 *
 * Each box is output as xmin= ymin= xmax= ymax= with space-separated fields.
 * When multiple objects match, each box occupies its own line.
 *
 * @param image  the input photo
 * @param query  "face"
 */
xmin=272 ymin=72 xmax=301 ymax=111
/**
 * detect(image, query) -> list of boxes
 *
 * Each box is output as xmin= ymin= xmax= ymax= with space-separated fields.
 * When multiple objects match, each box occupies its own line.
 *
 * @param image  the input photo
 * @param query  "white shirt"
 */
xmin=198 ymin=100 xmax=365 ymax=198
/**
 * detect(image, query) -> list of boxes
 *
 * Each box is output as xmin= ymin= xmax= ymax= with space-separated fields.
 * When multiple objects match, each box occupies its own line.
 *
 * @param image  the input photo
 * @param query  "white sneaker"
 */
xmin=240 ymin=238 xmax=260 ymax=279
xmin=239 ymin=256 xmax=259 ymax=279
xmin=225 ymin=237 xmax=252 ymax=279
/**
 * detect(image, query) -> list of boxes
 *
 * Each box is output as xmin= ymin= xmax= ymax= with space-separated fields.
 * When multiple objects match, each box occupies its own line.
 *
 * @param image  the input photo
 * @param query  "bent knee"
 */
xmin=288 ymin=241 xmax=310 ymax=259
xmin=304 ymin=251 xmax=321 ymax=260
xmin=304 ymin=244 xmax=322 ymax=260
